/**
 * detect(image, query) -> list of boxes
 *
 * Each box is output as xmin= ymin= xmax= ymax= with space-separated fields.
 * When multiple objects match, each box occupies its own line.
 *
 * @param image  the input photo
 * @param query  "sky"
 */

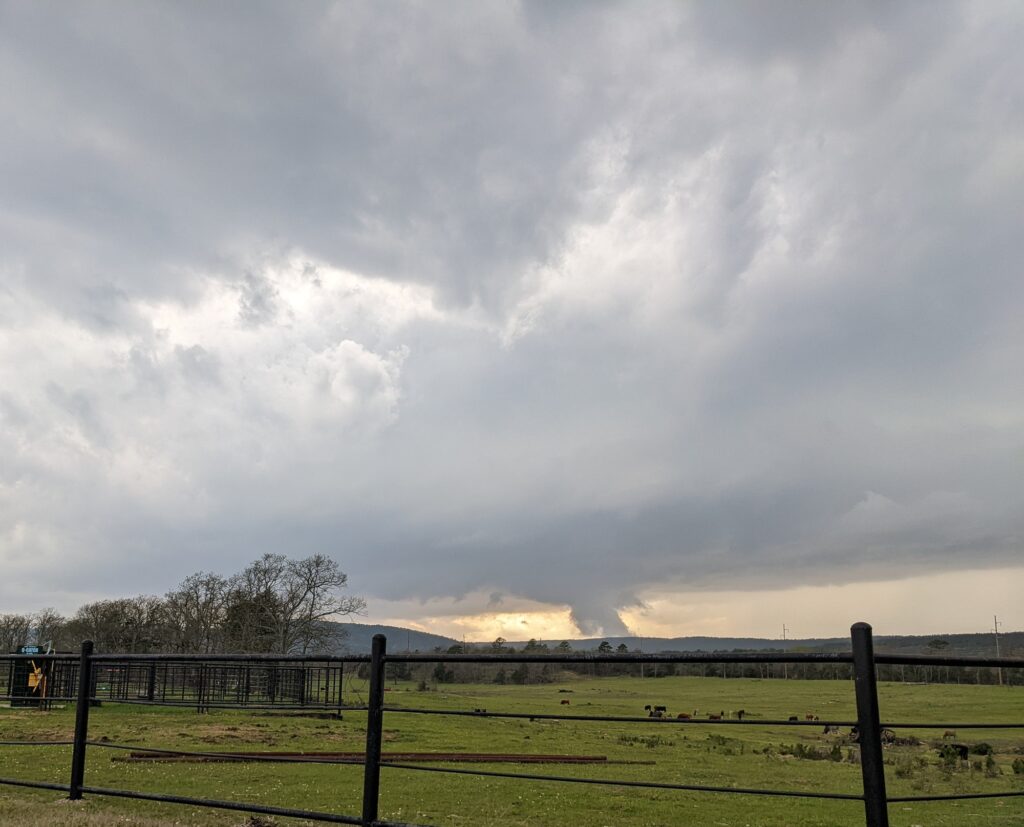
xmin=1 ymin=1 xmax=1022 ymax=641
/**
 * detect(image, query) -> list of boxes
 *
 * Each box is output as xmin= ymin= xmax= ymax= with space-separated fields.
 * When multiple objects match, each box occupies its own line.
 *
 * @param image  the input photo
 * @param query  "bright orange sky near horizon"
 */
xmin=369 ymin=566 xmax=1024 ymax=643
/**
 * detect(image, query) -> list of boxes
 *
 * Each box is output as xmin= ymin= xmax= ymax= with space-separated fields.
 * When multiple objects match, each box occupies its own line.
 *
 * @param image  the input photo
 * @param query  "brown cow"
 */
xmin=560 ymin=699 xmax=570 ymax=705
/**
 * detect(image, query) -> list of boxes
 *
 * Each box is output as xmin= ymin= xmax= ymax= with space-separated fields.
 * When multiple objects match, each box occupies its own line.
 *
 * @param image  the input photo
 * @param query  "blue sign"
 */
xmin=17 ymin=645 xmax=42 ymax=654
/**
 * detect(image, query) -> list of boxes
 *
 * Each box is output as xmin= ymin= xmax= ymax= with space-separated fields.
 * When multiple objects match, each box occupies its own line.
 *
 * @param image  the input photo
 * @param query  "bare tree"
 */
xmin=165 ymin=573 xmax=228 ymax=653
xmin=289 ymin=554 xmax=366 ymax=654
xmin=31 ymin=609 xmax=67 ymax=650
xmin=5 ymin=554 xmax=363 ymax=655
xmin=0 ymin=613 xmax=33 ymax=653
xmin=65 ymin=597 xmax=168 ymax=652
xmin=224 ymin=554 xmax=365 ymax=653
xmin=223 ymin=554 xmax=288 ymax=652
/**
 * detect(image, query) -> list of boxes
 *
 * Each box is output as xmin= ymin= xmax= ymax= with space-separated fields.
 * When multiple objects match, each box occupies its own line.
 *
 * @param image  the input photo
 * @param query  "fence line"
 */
xmin=0 ymin=623 xmax=1021 ymax=827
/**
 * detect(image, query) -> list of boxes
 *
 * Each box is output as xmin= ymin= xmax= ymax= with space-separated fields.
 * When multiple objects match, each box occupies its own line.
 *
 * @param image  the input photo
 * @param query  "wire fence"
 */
xmin=0 ymin=622 xmax=1021 ymax=827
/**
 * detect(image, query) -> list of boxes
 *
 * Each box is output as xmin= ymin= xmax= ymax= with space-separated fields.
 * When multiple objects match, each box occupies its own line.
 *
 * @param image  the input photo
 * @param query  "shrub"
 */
xmin=893 ymin=759 xmax=914 ymax=779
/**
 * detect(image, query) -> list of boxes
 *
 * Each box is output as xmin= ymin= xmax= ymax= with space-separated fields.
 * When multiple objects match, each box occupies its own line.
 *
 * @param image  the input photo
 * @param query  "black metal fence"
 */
xmin=1 ymin=622 xmax=1021 ymax=827
xmin=1 ymin=653 xmax=346 ymax=712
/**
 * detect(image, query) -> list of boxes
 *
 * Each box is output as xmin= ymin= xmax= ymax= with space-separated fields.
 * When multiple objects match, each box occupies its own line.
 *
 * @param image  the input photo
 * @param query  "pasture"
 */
xmin=1 ymin=675 xmax=1022 ymax=826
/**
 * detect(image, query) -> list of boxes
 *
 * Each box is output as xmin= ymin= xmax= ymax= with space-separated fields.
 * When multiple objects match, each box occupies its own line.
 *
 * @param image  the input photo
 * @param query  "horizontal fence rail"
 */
xmin=0 ymin=623 xmax=1021 ymax=827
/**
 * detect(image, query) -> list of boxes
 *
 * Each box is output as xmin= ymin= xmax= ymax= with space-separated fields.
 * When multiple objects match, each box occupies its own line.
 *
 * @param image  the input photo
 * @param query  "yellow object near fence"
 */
xmin=26 ymin=661 xmax=46 ymax=696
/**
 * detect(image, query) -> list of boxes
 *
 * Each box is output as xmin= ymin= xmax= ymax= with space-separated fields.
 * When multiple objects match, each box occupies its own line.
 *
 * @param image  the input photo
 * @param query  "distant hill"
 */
xmin=330 ymin=624 xmax=1020 ymax=657
xmin=329 ymin=622 xmax=459 ymax=654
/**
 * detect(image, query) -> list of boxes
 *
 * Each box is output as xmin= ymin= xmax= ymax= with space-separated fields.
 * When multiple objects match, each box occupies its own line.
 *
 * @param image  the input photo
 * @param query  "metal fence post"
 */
xmin=68 ymin=640 xmax=94 ymax=800
xmin=337 ymin=662 xmax=345 ymax=720
xmin=851 ymin=623 xmax=889 ymax=827
xmin=361 ymin=634 xmax=387 ymax=826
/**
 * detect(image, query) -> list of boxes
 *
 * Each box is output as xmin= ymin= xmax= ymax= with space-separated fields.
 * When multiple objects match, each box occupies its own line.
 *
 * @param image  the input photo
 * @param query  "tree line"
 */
xmin=383 ymin=637 xmax=1020 ymax=688
xmin=0 ymin=554 xmax=364 ymax=654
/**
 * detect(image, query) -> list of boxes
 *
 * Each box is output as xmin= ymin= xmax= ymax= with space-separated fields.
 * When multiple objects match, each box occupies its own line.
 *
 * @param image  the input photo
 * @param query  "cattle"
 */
xmin=735 ymin=709 xmax=746 ymax=720
xmin=708 ymin=712 xmax=723 ymax=721
xmin=805 ymin=714 xmax=819 ymax=721
xmin=848 ymin=726 xmax=896 ymax=745
xmin=676 ymin=712 xmax=691 ymax=720
xmin=560 ymin=699 xmax=570 ymax=705
xmin=644 ymin=704 xmax=668 ymax=718
xmin=822 ymin=725 xmax=840 ymax=735
xmin=943 ymin=730 xmax=957 ymax=740
xmin=788 ymin=716 xmax=800 ymax=722
xmin=473 ymin=708 xmax=487 ymax=714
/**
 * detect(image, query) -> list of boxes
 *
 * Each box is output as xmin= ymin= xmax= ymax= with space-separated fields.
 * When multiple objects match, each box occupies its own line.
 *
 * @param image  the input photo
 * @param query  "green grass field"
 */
xmin=1 ymin=675 xmax=1022 ymax=826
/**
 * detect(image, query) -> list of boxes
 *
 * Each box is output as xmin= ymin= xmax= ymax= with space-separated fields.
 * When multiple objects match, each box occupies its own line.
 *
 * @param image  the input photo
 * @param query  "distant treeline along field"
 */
xmin=2 ymin=553 xmax=1019 ymax=687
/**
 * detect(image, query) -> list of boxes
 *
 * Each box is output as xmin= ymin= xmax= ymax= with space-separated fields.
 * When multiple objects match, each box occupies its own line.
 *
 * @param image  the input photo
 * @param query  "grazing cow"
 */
xmin=560 ymin=699 xmax=570 ymax=705
xmin=708 ymin=712 xmax=723 ymax=721
xmin=788 ymin=716 xmax=799 ymax=722
xmin=847 ymin=726 xmax=895 ymax=745
xmin=676 ymin=712 xmax=691 ymax=720
xmin=943 ymin=730 xmax=957 ymax=740
xmin=805 ymin=714 xmax=819 ymax=721
xmin=473 ymin=708 xmax=487 ymax=714
xmin=822 ymin=725 xmax=840 ymax=735
xmin=735 ymin=709 xmax=746 ymax=720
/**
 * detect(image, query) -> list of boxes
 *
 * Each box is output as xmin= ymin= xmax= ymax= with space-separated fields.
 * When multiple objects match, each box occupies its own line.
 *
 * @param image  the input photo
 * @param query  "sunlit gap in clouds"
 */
xmin=372 ymin=567 xmax=1024 ymax=642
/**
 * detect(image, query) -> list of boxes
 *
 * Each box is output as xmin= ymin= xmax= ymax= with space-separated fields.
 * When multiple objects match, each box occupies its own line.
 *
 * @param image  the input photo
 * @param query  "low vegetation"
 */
xmin=2 ymin=674 xmax=1022 ymax=826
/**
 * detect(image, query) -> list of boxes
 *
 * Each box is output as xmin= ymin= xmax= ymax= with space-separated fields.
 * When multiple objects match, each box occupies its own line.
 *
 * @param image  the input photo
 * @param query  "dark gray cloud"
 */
xmin=1 ymin=1 xmax=1022 ymax=633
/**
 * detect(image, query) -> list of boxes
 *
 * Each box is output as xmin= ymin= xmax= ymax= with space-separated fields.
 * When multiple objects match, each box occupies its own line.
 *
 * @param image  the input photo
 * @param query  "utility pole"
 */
xmin=993 ymin=616 xmax=1003 ymax=686
xmin=782 ymin=624 xmax=789 ymax=680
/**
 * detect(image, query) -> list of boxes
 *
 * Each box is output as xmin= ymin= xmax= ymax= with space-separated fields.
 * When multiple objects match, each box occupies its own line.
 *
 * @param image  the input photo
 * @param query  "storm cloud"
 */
xmin=1 ymin=1 xmax=1022 ymax=635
